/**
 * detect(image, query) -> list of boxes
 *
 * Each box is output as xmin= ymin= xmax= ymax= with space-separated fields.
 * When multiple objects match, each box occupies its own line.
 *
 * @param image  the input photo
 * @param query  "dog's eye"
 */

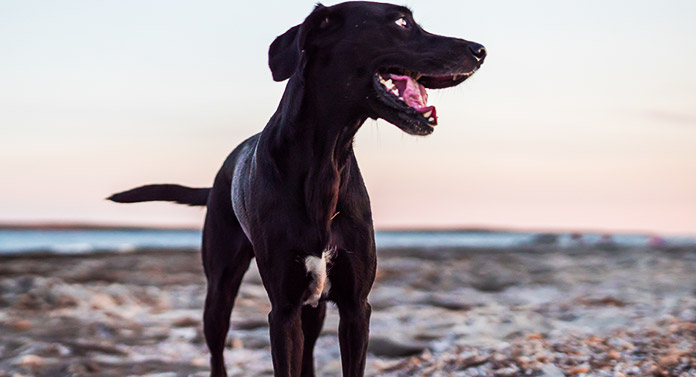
xmin=394 ymin=17 xmax=408 ymax=28
xmin=321 ymin=16 xmax=330 ymax=28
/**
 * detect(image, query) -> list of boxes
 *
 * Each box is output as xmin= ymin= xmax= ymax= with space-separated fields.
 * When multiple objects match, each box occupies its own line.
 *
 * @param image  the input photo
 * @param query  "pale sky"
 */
xmin=1 ymin=0 xmax=695 ymax=234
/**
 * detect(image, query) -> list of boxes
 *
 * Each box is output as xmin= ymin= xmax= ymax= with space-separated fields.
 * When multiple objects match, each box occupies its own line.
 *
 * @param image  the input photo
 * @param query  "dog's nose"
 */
xmin=468 ymin=43 xmax=487 ymax=61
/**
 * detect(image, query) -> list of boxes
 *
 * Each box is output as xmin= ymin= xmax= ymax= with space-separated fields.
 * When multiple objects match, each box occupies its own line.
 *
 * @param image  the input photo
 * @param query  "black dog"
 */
xmin=109 ymin=2 xmax=484 ymax=376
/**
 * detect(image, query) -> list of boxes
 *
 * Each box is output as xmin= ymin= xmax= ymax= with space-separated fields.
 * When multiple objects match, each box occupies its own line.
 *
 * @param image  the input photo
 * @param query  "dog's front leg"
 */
xmin=336 ymin=300 xmax=371 ymax=377
xmin=268 ymin=304 xmax=304 ymax=377
xmin=257 ymin=250 xmax=314 ymax=377
xmin=328 ymin=246 xmax=376 ymax=377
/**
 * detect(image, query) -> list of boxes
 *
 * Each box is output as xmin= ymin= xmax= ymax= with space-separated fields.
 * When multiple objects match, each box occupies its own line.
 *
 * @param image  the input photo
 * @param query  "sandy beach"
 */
xmin=0 ymin=245 xmax=694 ymax=376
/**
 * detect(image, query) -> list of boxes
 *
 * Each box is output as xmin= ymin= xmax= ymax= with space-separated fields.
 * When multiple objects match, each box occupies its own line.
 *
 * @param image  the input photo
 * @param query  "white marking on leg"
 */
xmin=303 ymin=248 xmax=335 ymax=307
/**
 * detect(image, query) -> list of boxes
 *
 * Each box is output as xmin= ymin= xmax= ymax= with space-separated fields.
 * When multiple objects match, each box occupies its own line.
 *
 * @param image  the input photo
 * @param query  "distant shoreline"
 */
xmin=2 ymin=225 xmax=695 ymax=256
xmin=1 ymin=222 xmax=690 ymax=237
xmin=0 ymin=223 xmax=200 ymax=232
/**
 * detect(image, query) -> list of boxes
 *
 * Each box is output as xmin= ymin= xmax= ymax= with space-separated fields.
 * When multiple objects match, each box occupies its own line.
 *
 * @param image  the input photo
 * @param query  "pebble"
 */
xmin=13 ymin=354 xmax=44 ymax=368
xmin=568 ymin=364 xmax=590 ymax=374
xmin=607 ymin=349 xmax=620 ymax=360
xmin=657 ymin=353 xmax=682 ymax=369
xmin=538 ymin=364 xmax=565 ymax=377
xmin=368 ymin=336 xmax=427 ymax=358
xmin=89 ymin=293 xmax=117 ymax=310
xmin=12 ymin=320 xmax=31 ymax=330
xmin=172 ymin=317 xmax=199 ymax=327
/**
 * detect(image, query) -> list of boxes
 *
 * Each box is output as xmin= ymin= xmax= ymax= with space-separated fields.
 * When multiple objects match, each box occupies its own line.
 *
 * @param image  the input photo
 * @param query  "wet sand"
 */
xmin=0 ymin=246 xmax=694 ymax=376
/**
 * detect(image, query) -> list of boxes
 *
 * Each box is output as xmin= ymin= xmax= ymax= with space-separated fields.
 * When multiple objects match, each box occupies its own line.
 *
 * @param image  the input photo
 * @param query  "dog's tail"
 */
xmin=107 ymin=184 xmax=210 ymax=206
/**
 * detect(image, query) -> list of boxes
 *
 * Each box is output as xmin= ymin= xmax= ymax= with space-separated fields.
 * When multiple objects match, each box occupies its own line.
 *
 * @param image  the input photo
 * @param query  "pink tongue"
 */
xmin=390 ymin=74 xmax=428 ymax=108
xmin=389 ymin=74 xmax=437 ymax=122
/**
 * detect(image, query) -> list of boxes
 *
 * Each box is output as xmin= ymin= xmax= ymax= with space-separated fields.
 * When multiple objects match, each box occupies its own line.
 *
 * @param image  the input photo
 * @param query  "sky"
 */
xmin=1 ymin=0 xmax=695 ymax=234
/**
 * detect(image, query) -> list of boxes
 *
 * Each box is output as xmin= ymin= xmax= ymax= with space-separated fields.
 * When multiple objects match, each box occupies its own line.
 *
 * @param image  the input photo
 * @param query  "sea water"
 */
xmin=1 ymin=228 xmax=694 ymax=255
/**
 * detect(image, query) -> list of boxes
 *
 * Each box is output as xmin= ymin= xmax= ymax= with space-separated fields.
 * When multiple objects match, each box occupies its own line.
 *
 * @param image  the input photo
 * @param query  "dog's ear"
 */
xmin=268 ymin=4 xmax=332 ymax=82
xmin=268 ymin=24 xmax=302 ymax=82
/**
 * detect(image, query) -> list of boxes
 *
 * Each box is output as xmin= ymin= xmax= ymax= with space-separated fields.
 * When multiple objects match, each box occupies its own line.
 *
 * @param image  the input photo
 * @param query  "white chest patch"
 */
xmin=303 ymin=248 xmax=335 ymax=307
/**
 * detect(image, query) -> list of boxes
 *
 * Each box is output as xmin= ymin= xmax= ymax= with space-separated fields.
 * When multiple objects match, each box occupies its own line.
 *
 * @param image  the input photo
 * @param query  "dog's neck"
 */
xmin=258 ymin=75 xmax=366 ymax=233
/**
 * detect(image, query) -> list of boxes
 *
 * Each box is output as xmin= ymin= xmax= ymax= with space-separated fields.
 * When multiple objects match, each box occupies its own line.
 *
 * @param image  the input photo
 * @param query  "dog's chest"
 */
xmin=303 ymin=247 xmax=336 ymax=307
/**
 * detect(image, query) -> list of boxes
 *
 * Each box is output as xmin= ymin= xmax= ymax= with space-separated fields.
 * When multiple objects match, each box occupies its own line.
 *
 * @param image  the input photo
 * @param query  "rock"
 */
xmin=568 ymin=364 xmax=590 ymax=374
xmin=13 ymin=354 xmax=45 ymax=368
xmin=493 ymin=365 xmax=520 ymax=376
xmin=230 ymin=338 xmax=244 ymax=349
xmin=538 ymin=364 xmax=565 ymax=377
xmin=425 ymin=296 xmax=472 ymax=311
xmin=470 ymin=276 xmax=514 ymax=293
xmin=191 ymin=356 xmax=208 ymax=367
xmin=607 ymin=337 xmax=634 ymax=350
xmin=66 ymin=341 xmax=127 ymax=356
xmin=12 ymin=319 xmax=32 ymax=330
xmin=172 ymin=317 xmax=199 ymax=327
xmin=169 ymin=327 xmax=198 ymax=342
xmin=68 ymin=360 xmax=101 ymax=374
xmin=578 ymin=296 xmax=626 ymax=307
xmin=90 ymin=293 xmax=117 ymax=310
xmin=367 ymin=336 xmax=427 ymax=358
xmin=657 ymin=353 xmax=682 ymax=369
xmin=43 ymin=343 xmax=72 ymax=357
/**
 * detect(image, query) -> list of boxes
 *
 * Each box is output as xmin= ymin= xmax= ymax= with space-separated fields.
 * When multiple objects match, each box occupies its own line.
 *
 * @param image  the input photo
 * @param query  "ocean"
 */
xmin=1 ymin=228 xmax=694 ymax=255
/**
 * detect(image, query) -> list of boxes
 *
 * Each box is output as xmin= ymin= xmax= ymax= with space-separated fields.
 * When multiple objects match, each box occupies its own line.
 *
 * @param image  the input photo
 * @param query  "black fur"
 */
xmin=109 ymin=2 xmax=484 ymax=376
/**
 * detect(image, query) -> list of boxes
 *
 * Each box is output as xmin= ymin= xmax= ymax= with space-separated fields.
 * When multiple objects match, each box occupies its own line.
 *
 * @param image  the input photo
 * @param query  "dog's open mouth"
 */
xmin=373 ymin=68 xmax=476 ymax=135
xmin=378 ymin=73 xmax=438 ymax=125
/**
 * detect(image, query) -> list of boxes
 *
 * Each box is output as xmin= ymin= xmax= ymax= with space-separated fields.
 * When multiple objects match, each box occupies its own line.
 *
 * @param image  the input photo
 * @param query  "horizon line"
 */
xmin=0 ymin=221 xmax=689 ymax=237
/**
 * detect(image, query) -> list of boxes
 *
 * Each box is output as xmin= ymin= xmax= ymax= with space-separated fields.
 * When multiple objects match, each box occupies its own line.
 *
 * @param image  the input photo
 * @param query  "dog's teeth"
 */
xmin=452 ymin=74 xmax=459 ymax=81
xmin=423 ymin=110 xmax=432 ymax=118
xmin=428 ymin=117 xmax=435 ymax=123
xmin=414 ymin=73 xmax=423 ymax=80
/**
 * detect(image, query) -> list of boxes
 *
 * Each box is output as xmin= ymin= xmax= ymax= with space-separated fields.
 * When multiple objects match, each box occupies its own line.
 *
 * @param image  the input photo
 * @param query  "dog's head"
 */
xmin=269 ymin=1 xmax=485 ymax=136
